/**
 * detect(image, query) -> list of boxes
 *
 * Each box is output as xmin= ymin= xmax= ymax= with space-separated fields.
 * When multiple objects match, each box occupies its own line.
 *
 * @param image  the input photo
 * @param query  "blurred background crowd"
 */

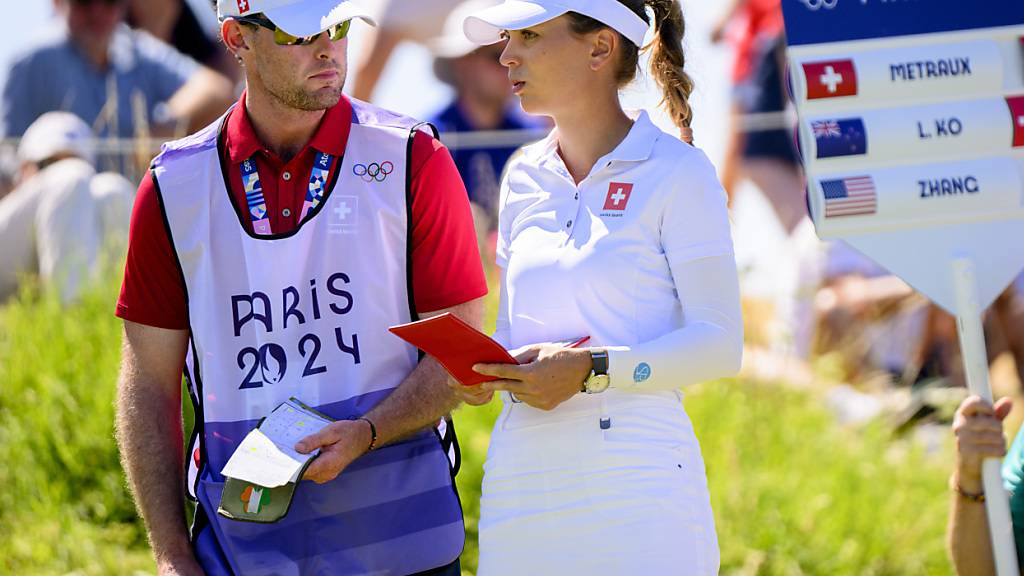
xmin=4 ymin=0 xmax=1020 ymax=407
xmin=1 ymin=0 xmax=1022 ymax=573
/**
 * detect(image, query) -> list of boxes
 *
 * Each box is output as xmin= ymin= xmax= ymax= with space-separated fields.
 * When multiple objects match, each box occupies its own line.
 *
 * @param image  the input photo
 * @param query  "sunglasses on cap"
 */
xmin=235 ymin=13 xmax=351 ymax=46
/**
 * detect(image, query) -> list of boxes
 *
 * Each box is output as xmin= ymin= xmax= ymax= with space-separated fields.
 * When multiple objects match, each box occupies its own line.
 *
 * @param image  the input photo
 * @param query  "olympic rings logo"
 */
xmin=353 ymin=161 xmax=394 ymax=183
xmin=800 ymin=0 xmax=838 ymax=10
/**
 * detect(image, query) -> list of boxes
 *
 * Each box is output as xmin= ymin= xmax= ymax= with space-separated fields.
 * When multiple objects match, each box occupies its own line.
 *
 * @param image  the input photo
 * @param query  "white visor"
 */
xmin=219 ymin=0 xmax=376 ymax=38
xmin=464 ymin=0 xmax=649 ymax=48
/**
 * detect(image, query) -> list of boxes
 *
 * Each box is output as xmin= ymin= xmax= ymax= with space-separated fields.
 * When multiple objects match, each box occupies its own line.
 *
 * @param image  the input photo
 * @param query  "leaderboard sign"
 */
xmin=781 ymin=7 xmax=1024 ymax=574
xmin=782 ymin=0 xmax=1024 ymax=313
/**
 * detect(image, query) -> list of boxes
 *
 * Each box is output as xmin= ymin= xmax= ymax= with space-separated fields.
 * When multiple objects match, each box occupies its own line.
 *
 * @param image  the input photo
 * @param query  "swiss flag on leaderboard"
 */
xmin=1007 ymin=96 xmax=1024 ymax=148
xmin=603 ymin=182 xmax=633 ymax=211
xmin=803 ymin=60 xmax=858 ymax=100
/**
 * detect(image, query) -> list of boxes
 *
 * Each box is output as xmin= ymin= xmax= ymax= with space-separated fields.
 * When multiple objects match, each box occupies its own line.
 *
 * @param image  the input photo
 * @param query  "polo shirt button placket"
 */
xmin=564 ymin=181 xmax=585 ymax=245
xmin=282 ymin=208 xmax=292 ymax=218
xmin=282 ymin=171 xmax=292 ymax=182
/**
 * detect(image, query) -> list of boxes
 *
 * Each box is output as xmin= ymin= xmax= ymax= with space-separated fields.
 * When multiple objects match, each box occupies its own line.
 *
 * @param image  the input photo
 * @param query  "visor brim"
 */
xmin=463 ymin=0 xmax=569 ymax=45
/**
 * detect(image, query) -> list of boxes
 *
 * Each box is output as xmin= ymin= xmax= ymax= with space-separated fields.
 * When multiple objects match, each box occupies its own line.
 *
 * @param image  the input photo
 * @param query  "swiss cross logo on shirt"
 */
xmin=329 ymin=195 xmax=359 ymax=234
xmin=603 ymin=182 xmax=634 ymax=211
xmin=237 ymin=0 xmax=251 ymax=14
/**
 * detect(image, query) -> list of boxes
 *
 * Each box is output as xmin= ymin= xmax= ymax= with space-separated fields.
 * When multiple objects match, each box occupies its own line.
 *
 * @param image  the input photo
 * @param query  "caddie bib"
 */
xmin=151 ymin=100 xmax=464 ymax=576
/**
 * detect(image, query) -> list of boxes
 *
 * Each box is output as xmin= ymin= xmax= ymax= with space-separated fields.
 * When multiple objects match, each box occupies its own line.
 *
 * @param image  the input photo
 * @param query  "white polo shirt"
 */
xmin=496 ymin=111 xmax=738 ymax=389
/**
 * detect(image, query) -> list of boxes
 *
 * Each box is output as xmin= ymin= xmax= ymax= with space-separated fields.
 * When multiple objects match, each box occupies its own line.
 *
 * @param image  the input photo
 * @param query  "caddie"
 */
xmin=113 ymin=0 xmax=486 ymax=574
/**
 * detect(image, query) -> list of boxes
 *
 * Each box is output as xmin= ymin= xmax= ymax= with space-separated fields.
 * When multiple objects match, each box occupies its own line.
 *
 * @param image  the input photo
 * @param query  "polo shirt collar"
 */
xmin=530 ymin=109 xmax=661 ymax=169
xmin=601 ymin=109 xmax=661 ymax=163
xmin=224 ymin=91 xmax=353 ymax=164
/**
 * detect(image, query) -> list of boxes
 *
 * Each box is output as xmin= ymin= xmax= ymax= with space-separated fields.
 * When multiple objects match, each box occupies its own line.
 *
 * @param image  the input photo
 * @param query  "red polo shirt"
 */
xmin=117 ymin=93 xmax=487 ymax=330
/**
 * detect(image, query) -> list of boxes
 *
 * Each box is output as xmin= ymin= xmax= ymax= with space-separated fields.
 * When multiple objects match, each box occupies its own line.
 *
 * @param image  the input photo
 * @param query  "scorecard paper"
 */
xmin=389 ymin=313 xmax=518 ymax=386
xmin=220 ymin=399 xmax=333 ymax=488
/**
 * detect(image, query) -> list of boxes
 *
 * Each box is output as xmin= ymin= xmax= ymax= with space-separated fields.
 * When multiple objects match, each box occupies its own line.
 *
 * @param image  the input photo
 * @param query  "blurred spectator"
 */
xmin=948 ymin=395 xmax=1022 ymax=576
xmin=991 ymin=282 xmax=1024 ymax=392
xmin=800 ymin=240 xmax=935 ymax=384
xmin=351 ymin=0 xmax=463 ymax=101
xmin=126 ymin=0 xmax=240 ymax=82
xmin=799 ymin=241 xmax=1024 ymax=391
xmin=426 ymin=0 xmax=546 ymax=237
xmin=712 ymin=0 xmax=805 ymax=235
xmin=0 ymin=112 xmax=133 ymax=303
xmin=1 ymin=0 xmax=234 ymax=142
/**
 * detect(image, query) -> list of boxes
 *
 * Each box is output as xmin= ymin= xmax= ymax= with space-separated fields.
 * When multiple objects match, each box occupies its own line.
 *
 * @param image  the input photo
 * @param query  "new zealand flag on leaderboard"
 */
xmin=813 ymin=118 xmax=867 ymax=159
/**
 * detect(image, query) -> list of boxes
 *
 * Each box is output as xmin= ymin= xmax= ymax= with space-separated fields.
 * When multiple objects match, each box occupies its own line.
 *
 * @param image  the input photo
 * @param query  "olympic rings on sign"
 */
xmin=800 ymin=0 xmax=837 ymax=10
xmin=353 ymin=161 xmax=395 ymax=183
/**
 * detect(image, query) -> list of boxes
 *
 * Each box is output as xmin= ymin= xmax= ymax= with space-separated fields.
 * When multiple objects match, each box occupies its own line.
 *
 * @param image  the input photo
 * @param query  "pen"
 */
xmin=565 ymin=336 xmax=590 ymax=348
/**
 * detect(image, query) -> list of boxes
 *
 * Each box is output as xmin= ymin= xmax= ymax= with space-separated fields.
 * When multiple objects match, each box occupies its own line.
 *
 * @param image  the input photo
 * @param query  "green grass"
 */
xmin=0 ymin=275 xmax=153 ymax=575
xmin=0 ymin=271 xmax=957 ymax=575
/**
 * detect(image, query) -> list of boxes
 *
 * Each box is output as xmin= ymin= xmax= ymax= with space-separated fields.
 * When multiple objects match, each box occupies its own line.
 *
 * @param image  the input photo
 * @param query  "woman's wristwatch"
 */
xmin=582 ymin=349 xmax=610 ymax=394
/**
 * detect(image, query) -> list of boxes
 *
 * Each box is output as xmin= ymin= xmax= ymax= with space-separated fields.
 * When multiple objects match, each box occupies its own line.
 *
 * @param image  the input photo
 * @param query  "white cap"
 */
xmin=18 ymin=112 xmax=96 ymax=166
xmin=464 ymin=0 xmax=649 ymax=48
xmin=217 ymin=0 xmax=376 ymax=37
xmin=429 ymin=0 xmax=503 ymax=59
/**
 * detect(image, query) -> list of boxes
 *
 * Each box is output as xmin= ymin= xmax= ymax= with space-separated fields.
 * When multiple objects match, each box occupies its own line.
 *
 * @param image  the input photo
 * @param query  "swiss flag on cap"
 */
xmin=1007 ymin=96 xmax=1024 ymax=148
xmin=603 ymin=182 xmax=633 ymax=211
xmin=803 ymin=60 xmax=858 ymax=100
xmin=237 ymin=0 xmax=250 ymax=14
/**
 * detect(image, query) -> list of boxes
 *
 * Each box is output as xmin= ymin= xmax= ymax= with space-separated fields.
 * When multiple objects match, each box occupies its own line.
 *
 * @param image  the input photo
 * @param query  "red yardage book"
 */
xmin=388 ymin=313 xmax=517 ymax=386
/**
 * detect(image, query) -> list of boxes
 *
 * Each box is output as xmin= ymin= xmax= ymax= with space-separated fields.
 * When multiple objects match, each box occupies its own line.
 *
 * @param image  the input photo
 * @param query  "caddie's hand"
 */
xmin=474 ymin=345 xmax=592 ymax=411
xmin=952 ymin=395 xmax=1012 ymax=492
xmin=446 ymin=373 xmax=494 ymax=406
xmin=295 ymin=419 xmax=372 ymax=484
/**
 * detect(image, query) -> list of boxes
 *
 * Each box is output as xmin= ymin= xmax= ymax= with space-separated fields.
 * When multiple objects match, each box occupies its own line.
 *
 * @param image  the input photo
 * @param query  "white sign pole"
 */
xmin=952 ymin=258 xmax=1020 ymax=576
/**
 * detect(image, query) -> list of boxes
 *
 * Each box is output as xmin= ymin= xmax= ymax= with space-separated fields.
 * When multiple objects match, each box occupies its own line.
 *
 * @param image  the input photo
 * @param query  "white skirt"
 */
xmin=477 ymin=390 xmax=719 ymax=576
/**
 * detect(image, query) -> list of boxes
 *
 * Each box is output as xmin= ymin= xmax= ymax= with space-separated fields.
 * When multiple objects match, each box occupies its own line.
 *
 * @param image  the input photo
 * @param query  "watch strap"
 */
xmin=591 ymin=349 xmax=609 ymax=375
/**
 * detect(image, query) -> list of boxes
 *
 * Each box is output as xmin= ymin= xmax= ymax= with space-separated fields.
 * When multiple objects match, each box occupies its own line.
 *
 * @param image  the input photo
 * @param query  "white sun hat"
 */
xmin=463 ymin=0 xmax=649 ymax=47
xmin=18 ymin=112 xmax=96 ymax=167
xmin=217 ymin=0 xmax=377 ymax=37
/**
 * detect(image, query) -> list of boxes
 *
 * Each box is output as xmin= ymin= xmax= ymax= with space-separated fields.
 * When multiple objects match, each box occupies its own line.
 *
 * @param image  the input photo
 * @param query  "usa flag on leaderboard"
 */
xmin=821 ymin=176 xmax=877 ymax=218
xmin=814 ymin=118 xmax=868 ymax=159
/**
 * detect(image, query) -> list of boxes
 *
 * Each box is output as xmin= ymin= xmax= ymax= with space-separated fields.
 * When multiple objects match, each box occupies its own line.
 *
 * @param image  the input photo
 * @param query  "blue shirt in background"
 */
xmin=429 ymin=101 xmax=545 ymax=223
xmin=1 ymin=24 xmax=199 ymax=139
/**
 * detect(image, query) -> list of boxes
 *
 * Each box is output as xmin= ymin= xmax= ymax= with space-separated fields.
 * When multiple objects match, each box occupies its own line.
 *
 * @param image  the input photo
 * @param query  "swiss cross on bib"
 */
xmin=603 ymin=182 xmax=633 ymax=211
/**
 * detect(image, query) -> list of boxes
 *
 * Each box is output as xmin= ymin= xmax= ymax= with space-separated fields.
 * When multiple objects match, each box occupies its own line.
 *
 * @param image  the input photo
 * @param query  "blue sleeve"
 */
xmin=133 ymin=30 xmax=201 ymax=102
xmin=1003 ymin=425 xmax=1024 ymax=567
xmin=1 ymin=53 xmax=43 ymax=138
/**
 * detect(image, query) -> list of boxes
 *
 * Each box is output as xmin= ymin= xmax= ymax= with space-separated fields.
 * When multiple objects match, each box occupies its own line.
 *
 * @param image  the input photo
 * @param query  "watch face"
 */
xmin=586 ymin=374 xmax=611 ymax=394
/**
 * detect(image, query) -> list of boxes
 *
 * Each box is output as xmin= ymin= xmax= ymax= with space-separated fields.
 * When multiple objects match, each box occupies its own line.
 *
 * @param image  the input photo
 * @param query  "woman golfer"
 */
xmin=450 ymin=0 xmax=744 ymax=574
